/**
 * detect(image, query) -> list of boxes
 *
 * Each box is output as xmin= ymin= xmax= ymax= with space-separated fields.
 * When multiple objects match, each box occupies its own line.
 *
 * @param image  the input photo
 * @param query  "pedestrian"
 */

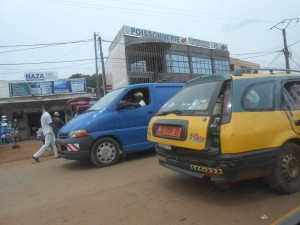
xmin=124 ymin=92 xmax=146 ymax=108
xmin=52 ymin=112 xmax=65 ymax=138
xmin=32 ymin=105 xmax=60 ymax=162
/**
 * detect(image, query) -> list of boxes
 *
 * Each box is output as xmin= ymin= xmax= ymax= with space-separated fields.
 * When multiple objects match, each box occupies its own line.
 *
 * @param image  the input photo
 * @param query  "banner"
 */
xmin=9 ymin=79 xmax=86 ymax=97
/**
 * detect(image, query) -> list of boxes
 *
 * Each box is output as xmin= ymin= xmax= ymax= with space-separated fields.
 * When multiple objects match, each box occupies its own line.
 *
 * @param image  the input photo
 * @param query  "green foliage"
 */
xmin=69 ymin=73 xmax=104 ymax=96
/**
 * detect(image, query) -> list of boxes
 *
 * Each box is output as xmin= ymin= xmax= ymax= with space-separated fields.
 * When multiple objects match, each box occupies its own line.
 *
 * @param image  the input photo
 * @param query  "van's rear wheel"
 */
xmin=268 ymin=143 xmax=300 ymax=193
xmin=90 ymin=138 xmax=120 ymax=167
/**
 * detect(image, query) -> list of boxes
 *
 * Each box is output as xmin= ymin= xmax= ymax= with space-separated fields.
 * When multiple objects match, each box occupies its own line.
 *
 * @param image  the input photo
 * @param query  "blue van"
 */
xmin=56 ymin=82 xmax=183 ymax=167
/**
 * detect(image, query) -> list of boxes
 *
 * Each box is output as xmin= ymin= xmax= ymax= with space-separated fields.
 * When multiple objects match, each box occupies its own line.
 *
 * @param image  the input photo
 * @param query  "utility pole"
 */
xmin=270 ymin=18 xmax=299 ymax=73
xmin=98 ymin=36 xmax=107 ymax=95
xmin=94 ymin=32 xmax=100 ymax=97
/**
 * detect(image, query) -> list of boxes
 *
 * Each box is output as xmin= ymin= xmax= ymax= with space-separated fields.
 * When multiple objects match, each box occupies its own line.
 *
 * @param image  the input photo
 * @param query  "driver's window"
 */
xmin=118 ymin=88 xmax=150 ymax=110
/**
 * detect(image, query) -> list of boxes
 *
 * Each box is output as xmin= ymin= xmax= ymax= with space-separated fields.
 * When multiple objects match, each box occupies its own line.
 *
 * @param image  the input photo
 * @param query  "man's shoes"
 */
xmin=32 ymin=156 xmax=40 ymax=162
xmin=55 ymin=155 xmax=61 ymax=159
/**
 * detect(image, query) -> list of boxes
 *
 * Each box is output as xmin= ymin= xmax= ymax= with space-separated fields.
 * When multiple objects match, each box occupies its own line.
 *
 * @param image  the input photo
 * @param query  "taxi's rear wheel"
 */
xmin=90 ymin=138 xmax=120 ymax=167
xmin=268 ymin=143 xmax=300 ymax=193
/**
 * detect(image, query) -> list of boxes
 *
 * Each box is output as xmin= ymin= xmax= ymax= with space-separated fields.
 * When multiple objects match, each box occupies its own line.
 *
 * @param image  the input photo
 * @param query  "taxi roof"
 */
xmin=231 ymin=68 xmax=300 ymax=81
xmin=186 ymin=68 xmax=300 ymax=87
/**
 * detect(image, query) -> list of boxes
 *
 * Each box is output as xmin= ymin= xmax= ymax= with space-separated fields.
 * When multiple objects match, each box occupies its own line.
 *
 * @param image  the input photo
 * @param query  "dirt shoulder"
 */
xmin=0 ymin=139 xmax=54 ymax=164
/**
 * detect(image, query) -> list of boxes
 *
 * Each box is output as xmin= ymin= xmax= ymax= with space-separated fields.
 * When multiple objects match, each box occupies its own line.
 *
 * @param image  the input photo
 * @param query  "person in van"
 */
xmin=124 ymin=92 xmax=146 ymax=108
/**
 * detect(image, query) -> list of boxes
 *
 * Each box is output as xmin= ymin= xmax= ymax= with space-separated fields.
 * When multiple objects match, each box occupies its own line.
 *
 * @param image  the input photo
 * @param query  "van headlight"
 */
xmin=68 ymin=130 xmax=89 ymax=138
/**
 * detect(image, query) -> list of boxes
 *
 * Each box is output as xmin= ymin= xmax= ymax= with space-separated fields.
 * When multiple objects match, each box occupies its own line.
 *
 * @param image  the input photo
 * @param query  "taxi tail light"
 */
xmin=221 ymin=84 xmax=232 ymax=124
xmin=206 ymin=118 xmax=221 ymax=150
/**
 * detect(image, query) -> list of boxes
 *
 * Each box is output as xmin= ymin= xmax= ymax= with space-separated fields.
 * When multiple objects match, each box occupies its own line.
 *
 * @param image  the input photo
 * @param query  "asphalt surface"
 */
xmin=1 ymin=144 xmax=300 ymax=225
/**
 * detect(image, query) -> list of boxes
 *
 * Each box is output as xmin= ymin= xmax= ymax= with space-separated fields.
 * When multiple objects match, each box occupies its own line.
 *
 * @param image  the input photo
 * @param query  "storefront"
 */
xmin=105 ymin=25 xmax=230 ymax=90
xmin=0 ymin=78 xmax=95 ymax=140
xmin=66 ymin=96 xmax=99 ymax=120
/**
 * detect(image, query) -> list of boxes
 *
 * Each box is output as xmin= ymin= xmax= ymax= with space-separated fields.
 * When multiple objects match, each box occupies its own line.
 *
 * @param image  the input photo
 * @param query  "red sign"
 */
xmin=155 ymin=125 xmax=182 ymax=138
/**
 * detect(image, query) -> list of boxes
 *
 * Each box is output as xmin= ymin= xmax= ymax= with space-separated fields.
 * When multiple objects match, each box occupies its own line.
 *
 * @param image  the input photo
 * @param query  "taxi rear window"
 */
xmin=157 ymin=81 xmax=222 ymax=116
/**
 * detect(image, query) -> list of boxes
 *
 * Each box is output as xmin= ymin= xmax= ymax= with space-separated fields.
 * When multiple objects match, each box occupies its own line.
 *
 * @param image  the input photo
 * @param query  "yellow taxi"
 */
xmin=147 ymin=68 xmax=300 ymax=193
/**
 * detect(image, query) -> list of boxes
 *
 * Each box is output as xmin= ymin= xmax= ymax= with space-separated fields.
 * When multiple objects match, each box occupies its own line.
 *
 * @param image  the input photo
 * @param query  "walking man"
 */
xmin=32 ymin=105 xmax=60 ymax=162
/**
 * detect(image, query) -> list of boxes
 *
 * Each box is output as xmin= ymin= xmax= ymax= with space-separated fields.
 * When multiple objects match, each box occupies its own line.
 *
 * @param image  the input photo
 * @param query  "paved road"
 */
xmin=1 ymin=151 xmax=299 ymax=225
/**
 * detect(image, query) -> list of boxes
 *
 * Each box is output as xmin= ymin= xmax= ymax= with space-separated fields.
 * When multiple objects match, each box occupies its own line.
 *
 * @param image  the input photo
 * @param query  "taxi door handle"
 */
xmin=148 ymin=110 xmax=154 ymax=114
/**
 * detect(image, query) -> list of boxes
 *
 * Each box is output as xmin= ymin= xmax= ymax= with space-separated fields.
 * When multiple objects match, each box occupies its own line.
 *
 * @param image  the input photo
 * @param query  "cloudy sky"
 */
xmin=1 ymin=0 xmax=299 ymax=80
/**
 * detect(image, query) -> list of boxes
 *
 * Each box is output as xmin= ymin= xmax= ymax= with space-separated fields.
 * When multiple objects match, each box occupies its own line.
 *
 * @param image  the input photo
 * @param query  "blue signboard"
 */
xmin=9 ymin=79 xmax=86 ymax=97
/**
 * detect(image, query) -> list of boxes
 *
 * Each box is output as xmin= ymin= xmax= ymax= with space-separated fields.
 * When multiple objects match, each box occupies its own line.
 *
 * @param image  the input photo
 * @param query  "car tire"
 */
xmin=267 ymin=143 xmax=300 ymax=194
xmin=90 ymin=138 xmax=120 ymax=167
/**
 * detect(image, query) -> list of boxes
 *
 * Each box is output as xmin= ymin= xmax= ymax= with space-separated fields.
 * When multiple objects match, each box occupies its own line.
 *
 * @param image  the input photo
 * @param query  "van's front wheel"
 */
xmin=90 ymin=138 xmax=120 ymax=167
xmin=268 ymin=143 xmax=300 ymax=193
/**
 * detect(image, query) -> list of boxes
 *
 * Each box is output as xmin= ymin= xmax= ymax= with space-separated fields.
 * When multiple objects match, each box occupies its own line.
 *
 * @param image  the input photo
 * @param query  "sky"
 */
xmin=0 ymin=0 xmax=300 ymax=80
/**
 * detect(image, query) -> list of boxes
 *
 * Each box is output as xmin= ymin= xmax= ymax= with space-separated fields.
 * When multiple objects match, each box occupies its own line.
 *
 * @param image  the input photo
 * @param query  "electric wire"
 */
xmin=265 ymin=51 xmax=283 ymax=68
xmin=0 ymin=39 xmax=93 ymax=48
xmin=0 ymin=58 xmax=94 ymax=66
xmin=290 ymin=57 xmax=300 ymax=67
xmin=289 ymin=40 xmax=300 ymax=48
xmin=27 ymin=0 xmax=274 ymax=27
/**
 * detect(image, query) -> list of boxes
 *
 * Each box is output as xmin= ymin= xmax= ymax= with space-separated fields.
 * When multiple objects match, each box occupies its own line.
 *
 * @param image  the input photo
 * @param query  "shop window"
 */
xmin=166 ymin=54 xmax=190 ymax=74
xmin=130 ymin=61 xmax=147 ymax=72
xmin=215 ymin=60 xmax=230 ymax=75
xmin=192 ymin=57 xmax=212 ymax=75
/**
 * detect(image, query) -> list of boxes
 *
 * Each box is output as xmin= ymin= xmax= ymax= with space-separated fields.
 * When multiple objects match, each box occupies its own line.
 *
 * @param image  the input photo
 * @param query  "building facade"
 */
xmin=105 ymin=25 xmax=230 ymax=90
xmin=230 ymin=57 xmax=260 ymax=71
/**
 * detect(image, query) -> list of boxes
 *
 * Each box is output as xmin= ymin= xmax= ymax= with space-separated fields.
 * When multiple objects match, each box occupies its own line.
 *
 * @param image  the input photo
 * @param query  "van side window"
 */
xmin=242 ymin=82 xmax=274 ymax=111
xmin=283 ymin=82 xmax=300 ymax=110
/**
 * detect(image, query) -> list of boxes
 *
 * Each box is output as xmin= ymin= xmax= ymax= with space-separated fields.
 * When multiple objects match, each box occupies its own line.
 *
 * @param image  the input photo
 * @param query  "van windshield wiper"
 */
xmin=157 ymin=109 xmax=182 ymax=116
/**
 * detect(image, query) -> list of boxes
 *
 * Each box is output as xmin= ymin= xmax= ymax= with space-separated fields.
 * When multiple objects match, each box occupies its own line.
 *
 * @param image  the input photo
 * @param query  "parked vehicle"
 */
xmin=147 ymin=68 xmax=300 ymax=193
xmin=56 ymin=82 xmax=183 ymax=167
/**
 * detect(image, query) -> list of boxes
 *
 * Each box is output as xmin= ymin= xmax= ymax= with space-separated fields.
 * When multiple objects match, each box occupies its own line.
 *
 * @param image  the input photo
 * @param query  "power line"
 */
xmin=0 ymin=58 xmax=94 ymax=66
xmin=270 ymin=18 xmax=300 ymax=71
xmin=238 ymin=51 xmax=280 ymax=60
xmin=230 ymin=50 xmax=280 ymax=56
xmin=0 ymin=39 xmax=93 ymax=48
xmin=291 ymin=51 xmax=300 ymax=61
xmin=27 ymin=0 xmax=275 ymax=27
xmin=290 ymin=57 xmax=300 ymax=67
xmin=266 ymin=52 xmax=283 ymax=68
xmin=289 ymin=40 xmax=300 ymax=47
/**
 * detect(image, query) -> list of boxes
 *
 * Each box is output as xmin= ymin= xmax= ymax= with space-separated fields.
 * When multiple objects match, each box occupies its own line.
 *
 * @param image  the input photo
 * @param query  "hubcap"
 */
xmin=96 ymin=142 xmax=116 ymax=163
xmin=282 ymin=153 xmax=300 ymax=183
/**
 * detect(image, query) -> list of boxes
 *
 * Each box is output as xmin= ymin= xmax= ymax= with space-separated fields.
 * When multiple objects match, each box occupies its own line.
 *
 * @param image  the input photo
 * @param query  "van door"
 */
xmin=113 ymin=87 xmax=156 ymax=151
xmin=283 ymin=81 xmax=300 ymax=135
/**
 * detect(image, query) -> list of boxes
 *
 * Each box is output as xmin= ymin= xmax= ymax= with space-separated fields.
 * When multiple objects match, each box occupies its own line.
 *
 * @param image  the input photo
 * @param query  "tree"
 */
xmin=69 ymin=73 xmax=104 ymax=96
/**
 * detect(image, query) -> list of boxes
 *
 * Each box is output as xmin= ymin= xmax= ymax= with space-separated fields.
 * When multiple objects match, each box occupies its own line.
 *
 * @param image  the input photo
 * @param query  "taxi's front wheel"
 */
xmin=90 ymin=138 xmax=120 ymax=167
xmin=268 ymin=143 xmax=300 ymax=194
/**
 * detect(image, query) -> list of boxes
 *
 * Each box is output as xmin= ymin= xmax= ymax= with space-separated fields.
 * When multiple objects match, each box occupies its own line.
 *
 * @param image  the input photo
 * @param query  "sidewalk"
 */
xmin=0 ymin=139 xmax=54 ymax=164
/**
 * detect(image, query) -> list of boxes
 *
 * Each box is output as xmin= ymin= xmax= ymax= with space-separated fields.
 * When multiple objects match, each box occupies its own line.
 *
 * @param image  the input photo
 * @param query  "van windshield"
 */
xmin=157 ymin=81 xmax=222 ymax=116
xmin=88 ymin=88 xmax=125 ymax=111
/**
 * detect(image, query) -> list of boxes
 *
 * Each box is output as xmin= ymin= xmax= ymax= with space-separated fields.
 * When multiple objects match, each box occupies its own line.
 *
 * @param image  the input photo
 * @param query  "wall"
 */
xmin=0 ymin=81 xmax=10 ymax=98
xmin=105 ymin=36 xmax=128 ymax=90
